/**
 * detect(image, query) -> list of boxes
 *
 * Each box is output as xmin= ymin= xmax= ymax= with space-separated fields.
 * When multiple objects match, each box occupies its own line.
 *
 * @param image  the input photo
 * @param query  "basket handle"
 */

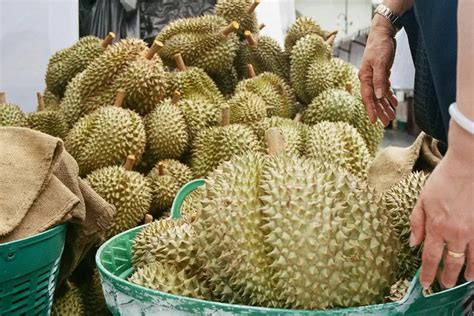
xmin=170 ymin=179 xmax=205 ymax=220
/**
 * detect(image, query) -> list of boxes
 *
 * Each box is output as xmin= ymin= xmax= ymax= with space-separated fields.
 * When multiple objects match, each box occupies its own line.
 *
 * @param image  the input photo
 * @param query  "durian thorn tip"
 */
xmin=114 ymin=89 xmax=126 ymax=107
xmin=246 ymin=0 xmax=261 ymax=14
xmin=174 ymin=53 xmax=187 ymax=71
xmin=0 ymin=92 xmax=5 ymax=104
xmin=325 ymin=34 xmax=337 ymax=46
xmin=171 ymin=90 xmax=181 ymax=104
xmin=36 ymin=92 xmax=45 ymax=111
xmin=244 ymin=31 xmax=257 ymax=47
xmin=145 ymin=40 xmax=164 ymax=60
xmin=100 ymin=32 xmax=115 ymax=48
xmin=222 ymin=21 xmax=240 ymax=36
xmin=144 ymin=214 xmax=153 ymax=224
xmin=266 ymin=127 xmax=285 ymax=155
xmin=246 ymin=64 xmax=256 ymax=78
xmin=124 ymin=155 xmax=136 ymax=171
xmin=221 ymin=106 xmax=230 ymax=126
xmin=158 ymin=162 xmax=166 ymax=176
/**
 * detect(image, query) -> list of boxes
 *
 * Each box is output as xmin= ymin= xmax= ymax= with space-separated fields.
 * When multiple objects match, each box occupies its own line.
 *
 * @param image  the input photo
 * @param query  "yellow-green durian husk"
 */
xmin=44 ymin=88 xmax=62 ymax=110
xmin=0 ymin=104 xmax=28 ymax=127
xmin=178 ymin=98 xmax=220 ymax=141
xmin=51 ymin=282 xmax=85 ymax=316
xmin=215 ymin=0 xmax=259 ymax=39
xmin=210 ymin=66 xmax=239 ymax=96
xmin=285 ymin=17 xmax=326 ymax=54
xmin=85 ymin=165 xmax=152 ymax=239
xmin=384 ymin=279 xmax=411 ymax=302
xmin=27 ymin=110 xmax=69 ymax=139
xmin=228 ymin=91 xmax=268 ymax=125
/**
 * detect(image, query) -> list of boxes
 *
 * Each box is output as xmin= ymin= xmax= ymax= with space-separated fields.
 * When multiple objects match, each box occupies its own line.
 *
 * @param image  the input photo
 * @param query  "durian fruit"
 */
xmin=209 ymin=66 xmax=239 ymax=96
xmin=284 ymin=17 xmax=328 ymax=54
xmin=51 ymin=282 xmax=85 ymax=316
xmin=113 ymin=41 xmax=169 ymax=115
xmin=290 ymin=34 xmax=333 ymax=104
xmin=27 ymin=92 xmax=68 ymax=139
xmin=384 ymin=172 xmax=428 ymax=279
xmin=190 ymin=106 xmax=260 ymax=178
xmin=46 ymin=33 xmax=115 ymax=98
xmin=0 ymin=96 xmax=28 ymax=127
xmin=228 ymin=90 xmax=268 ymax=125
xmin=147 ymin=160 xmax=193 ymax=215
xmin=215 ymin=0 xmax=260 ymax=40
xmin=235 ymin=67 xmax=297 ymax=118
xmin=332 ymin=57 xmax=361 ymax=98
xmin=305 ymin=121 xmax=371 ymax=179
xmin=144 ymin=96 xmax=189 ymax=160
xmin=80 ymin=269 xmax=109 ymax=316
xmin=65 ymin=90 xmax=146 ymax=176
xmin=85 ymin=155 xmax=152 ymax=239
xmin=43 ymin=88 xmax=62 ymax=110
xmin=156 ymin=16 xmax=240 ymax=78
xmin=303 ymin=88 xmax=384 ymax=155
xmin=384 ymin=279 xmax=411 ymax=302
xmin=169 ymin=53 xmax=225 ymax=105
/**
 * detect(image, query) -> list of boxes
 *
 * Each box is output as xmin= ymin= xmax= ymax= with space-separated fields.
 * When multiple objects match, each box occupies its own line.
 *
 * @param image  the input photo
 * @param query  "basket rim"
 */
xmin=0 ymin=224 xmax=66 ymax=248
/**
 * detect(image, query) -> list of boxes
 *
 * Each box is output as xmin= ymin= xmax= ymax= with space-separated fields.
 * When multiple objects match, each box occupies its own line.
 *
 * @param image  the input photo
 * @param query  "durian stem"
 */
xmin=294 ymin=113 xmax=302 ymax=122
xmin=325 ymin=30 xmax=338 ymax=40
xmin=158 ymin=162 xmax=166 ymax=176
xmin=36 ymin=92 xmax=45 ymax=111
xmin=325 ymin=33 xmax=337 ymax=47
xmin=145 ymin=40 xmax=164 ymax=60
xmin=144 ymin=214 xmax=153 ymax=224
xmin=171 ymin=90 xmax=181 ymax=105
xmin=124 ymin=155 xmax=136 ymax=171
xmin=246 ymin=0 xmax=261 ymax=14
xmin=246 ymin=64 xmax=256 ymax=78
xmin=244 ymin=31 xmax=257 ymax=48
xmin=174 ymin=53 xmax=187 ymax=72
xmin=221 ymin=21 xmax=240 ymax=36
xmin=114 ymin=89 xmax=126 ymax=107
xmin=221 ymin=106 xmax=230 ymax=127
xmin=258 ymin=23 xmax=266 ymax=31
xmin=266 ymin=127 xmax=286 ymax=155
xmin=0 ymin=92 xmax=5 ymax=104
xmin=100 ymin=32 xmax=116 ymax=48
xmin=345 ymin=82 xmax=353 ymax=95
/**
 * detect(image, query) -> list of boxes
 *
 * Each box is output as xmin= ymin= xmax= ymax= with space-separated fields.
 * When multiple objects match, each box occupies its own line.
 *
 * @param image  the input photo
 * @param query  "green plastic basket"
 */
xmin=97 ymin=180 xmax=473 ymax=315
xmin=0 ymin=224 xmax=66 ymax=315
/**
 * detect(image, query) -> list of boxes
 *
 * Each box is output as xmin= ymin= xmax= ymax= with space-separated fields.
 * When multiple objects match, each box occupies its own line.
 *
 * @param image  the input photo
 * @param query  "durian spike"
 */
xmin=221 ymin=106 xmax=230 ymax=127
xmin=144 ymin=214 xmax=153 ymax=224
xmin=265 ymin=127 xmax=286 ymax=156
xmin=325 ymin=33 xmax=337 ymax=46
xmin=114 ymin=89 xmax=126 ymax=107
xmin=174 ymin=53 xmax=187 ymax=72
xmin=345 ymin=82 xmax=353 ymax=95
xmin=171 ymin=90 xmax=181 ymax=105
xmin=124 ymin=155 xmax=136 ymax=171
xmin=258 ymin=23 xmax=266 ymax=31
xmin=158 ymin=162 xmax=166 ymax=176
xmin=100 ymin=32 xmax=116 ymax=48
xmin=325 ymin=30 xmax=338 ymax=40
xmin=246 ymin=0 xmax=261 ymax=14
xmin=294 ymin=113 xmax=302 ymax=122
xmin=0 ymin=92 xmax=5 ymax=104
xmin=145 ymin=40 xmax=164 ymax=60
xmin=244 ymin=30 xmax=257 ymax=48
xmin=246 ymin=64 xmax=256 ymax=78
xmin=36 ymin=92 xmax=45 ymax=111
xmin=221 ymin=21 xmax=240 ymax=36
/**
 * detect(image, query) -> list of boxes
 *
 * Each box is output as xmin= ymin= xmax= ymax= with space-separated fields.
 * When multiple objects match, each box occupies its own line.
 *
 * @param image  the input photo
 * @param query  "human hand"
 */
xmin=358 ymin=14 xmax=398 ymax=126
xmin=410 ymin=122 xmax=474 ymax=289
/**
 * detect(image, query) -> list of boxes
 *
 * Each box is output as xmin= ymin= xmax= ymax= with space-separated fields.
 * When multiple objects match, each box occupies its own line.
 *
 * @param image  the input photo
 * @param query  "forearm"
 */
xmin=383 ymin=0 xmax=415 ymax=15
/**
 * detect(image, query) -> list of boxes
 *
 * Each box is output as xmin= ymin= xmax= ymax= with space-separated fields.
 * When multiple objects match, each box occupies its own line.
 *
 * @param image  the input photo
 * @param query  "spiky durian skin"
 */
xmin=145 ymin=100 xmax=189 ymax=160
xmin=284 ymin=17 xmax=326 ymax=54
xmin=305 ymin=59 xmax=338 ymax=100
xmin=177 ymin=99 xmax=220 ymax=141
xmin=228 ymin=91 xmax=268 ymax=125
xmin=169 ymin=67 xmax=225 ymax=105
xmin=195 ymin=152 xmax=281 ymax=306
xmin=385 ymin=279 xmax=411 ymax=302
xmin=129 ymin=261 xmax=211 ymax=300
xmin=46 ymin=36 xmax=104 ymax=98
xmin=210 ymin=66 xmax=239 ymax=96
xmin=61 ymin=39 xmax=148 ymax=127
xmin=190 ymin=124 xmax=260 ymax=178
xmin=290 ymin=34 xmax=332 ymax=104
xmin=156 ymin=16 xmax=239 ymax=76
xmin=235 ymin=72 xmax=297 ymax=118
xmin=51 ymin=283 xmax=85 ymax=316
xmin=44 ymin=88 xmax=62 ymax=110
xmin=332 ymin=58 xmax=362 ymax=98
xmin=27 ymin=111 xmax=69 ymax=139
xmin=65 ymin=106 xmax=146 ymax=176
xmin=260 ymin=157 xmax=397 ymax=309
xmin=215 ymin=0 xmax=259 ymax=39
xmin=384 ymin=172 xmax=428 ymax=279
xmin=0 ymin=104 xmax=28 ymax=127
xmin=237 ymin=36 xmax=289 ymax=81
xmin=85 ymin=165 xmax=152 ymax=239
xmin=147 ymin=159 xmax=193 ymax=213
xmin=305 ymin=121 xmax=371 ymax=179
xmin=114 ymin=55 xmax=169 ymax=116
xmin=303 ymin=89 xmax=384 ymax=155
xmin=252 ymin=117 xmax=306 ymax=156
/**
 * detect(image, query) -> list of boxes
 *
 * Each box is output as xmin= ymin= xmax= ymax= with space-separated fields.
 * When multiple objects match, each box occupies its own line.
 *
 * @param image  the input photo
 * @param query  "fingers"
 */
xmin=359 ymin=66 xmax=378 ymax=124
xmin=420 ymin=233 xmax=445 ymax=289
xmin=410 ymin=202 xmax=426 ymax=247
xmin=441 ymin=242 xmax=467 ymax=288
xmin=372 ymin=62 xmax=389 ymax=100
xmin=381 ymin=98 xmax=395 ymax=121
xmin=375 ymin=101 xmax=390 ymax=126
xmin=465 ymin=243 xmax=474 ymax=281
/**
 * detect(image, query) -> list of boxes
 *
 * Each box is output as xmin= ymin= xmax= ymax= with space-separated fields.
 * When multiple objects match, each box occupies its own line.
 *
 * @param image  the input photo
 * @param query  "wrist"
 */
xmin=371 ymin=14 xmax=397 ymax=37
xmin=383 ymin=0 xmax=413 ymax=15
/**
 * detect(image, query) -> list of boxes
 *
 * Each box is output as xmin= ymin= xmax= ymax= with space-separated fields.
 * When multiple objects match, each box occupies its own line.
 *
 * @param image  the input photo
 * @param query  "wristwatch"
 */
xmin=374 ymin=4 xmax=403 ymax=31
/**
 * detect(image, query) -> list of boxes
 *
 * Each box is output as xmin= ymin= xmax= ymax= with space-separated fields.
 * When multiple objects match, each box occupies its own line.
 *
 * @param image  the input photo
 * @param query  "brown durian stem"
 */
xmin=36 ymin=92 xmax=45 ymax=111
xmin=325 ymin=33 xmax=337 ymax=46
xmin=174 ymin=53 xmax=187 ymax=72
xmin=0 ymin=92 xmax=5 ymax=104
xmin=221 ymin=21 xmax=240 ymax=36
xmin=145 ymin=40 xmax=164 ymax=60
xmin=158 ymin=162 xmax=166 ymax=176
xmin=246 ymin=64 xmax=256 ymax=78
xmin=221 ymin=106 xmax=230 ymax=127
xmin=258 ymin=23 xmax=266 ymax=31
xmin=345 ymin=82 xmax=353 ymax=95
xmin=124 ymin=155 xmax=136 ymax=171
xmin=294 ymin=113 xmax=302 ymax=122
xmin=325 ymin=30 xmax=338 ymax=40
xmin=144 ymin=214 xmax=153 ymax=224
xmin=171 ymin=90 xmax=181 ymax=105
xmin=246 ymin=0 xmax=261 ymax=14
xmin=266 ymin=127 xmax=285 ymax=156
xmin=244 ymin=31 xmax=257 ymax=47
xmin=114 ymin=89 xmax=126 ymax=107
xmin=100 ymin=32 xmax=116 ymax=48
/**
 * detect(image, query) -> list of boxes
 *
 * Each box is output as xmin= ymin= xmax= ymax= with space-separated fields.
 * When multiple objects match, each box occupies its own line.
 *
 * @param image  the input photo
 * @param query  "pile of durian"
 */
xmin=0 ymin=0 xmax=429 ymax=313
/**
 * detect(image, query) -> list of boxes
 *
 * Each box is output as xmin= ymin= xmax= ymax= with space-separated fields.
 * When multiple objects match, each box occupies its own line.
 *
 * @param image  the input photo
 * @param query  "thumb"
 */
xmin=410 ymin=201 xmax=426 ymax=247
xmin=372 ymin=62 xmax=389 ymax=99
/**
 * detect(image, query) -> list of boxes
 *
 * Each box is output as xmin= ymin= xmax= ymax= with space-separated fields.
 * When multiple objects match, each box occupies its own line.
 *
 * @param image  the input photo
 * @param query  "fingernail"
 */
xmin=420 ymin=281 xmax=430 ymax=290
xmin=375 ymin=88 xmax=383 ymax=99
xmin=409 ymin=232 xmax=416 ymax=247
